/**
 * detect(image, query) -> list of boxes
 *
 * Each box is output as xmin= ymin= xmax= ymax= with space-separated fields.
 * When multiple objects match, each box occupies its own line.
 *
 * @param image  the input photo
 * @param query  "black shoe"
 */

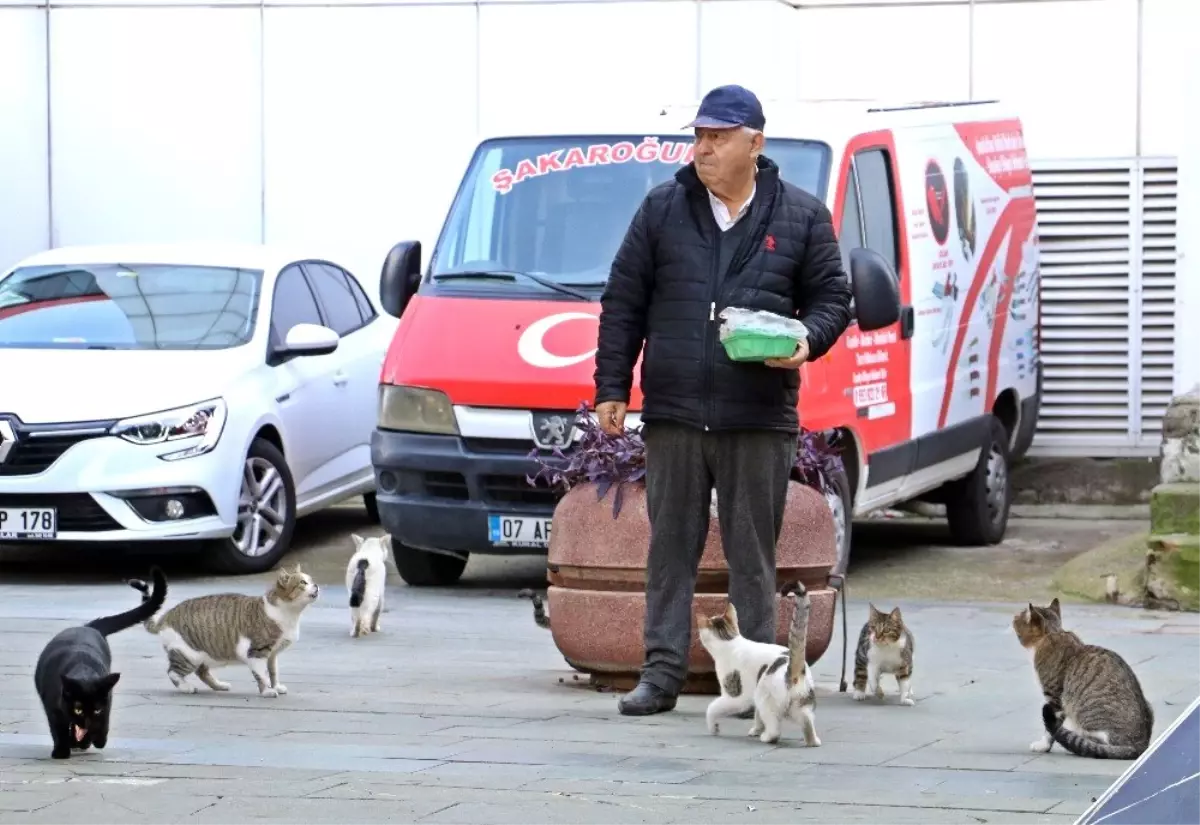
xmin=618 ymin=681 xmax=678 ymax=716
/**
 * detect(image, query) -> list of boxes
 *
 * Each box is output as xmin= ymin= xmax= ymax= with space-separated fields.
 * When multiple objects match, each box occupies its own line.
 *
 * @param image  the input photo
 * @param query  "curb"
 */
xmin=1012 ymin=503 xmax=1150 ymax=521
xmin=876 ymin=502 xmax=1151 ymax=521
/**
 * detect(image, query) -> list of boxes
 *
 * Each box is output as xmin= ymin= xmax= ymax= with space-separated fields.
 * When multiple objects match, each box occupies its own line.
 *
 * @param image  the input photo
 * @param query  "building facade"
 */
xmin=0 ymin=0 xmax=1189 ymax=455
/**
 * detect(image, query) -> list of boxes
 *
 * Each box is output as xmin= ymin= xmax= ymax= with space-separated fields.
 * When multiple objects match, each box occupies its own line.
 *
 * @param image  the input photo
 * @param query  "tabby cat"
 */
xmin=131 ymin=566 xmax=318 ymax=697
xmin=518 ymin=589 xmax=550 ymax=629
xmin=34 ymin=567 xmax=167 ymax=759
xmin=852 ymin=604 xmax=916 ymax=706
xmin=1013 ymin=598 xmax=1154 ymax=759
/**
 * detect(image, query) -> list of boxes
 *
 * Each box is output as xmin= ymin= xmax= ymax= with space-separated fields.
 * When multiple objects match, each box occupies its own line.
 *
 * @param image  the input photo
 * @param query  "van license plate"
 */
xmin=488 ymin=514 xmax=552 ymax=548
xmin=0 ymin=507 xmax=58 ymax=540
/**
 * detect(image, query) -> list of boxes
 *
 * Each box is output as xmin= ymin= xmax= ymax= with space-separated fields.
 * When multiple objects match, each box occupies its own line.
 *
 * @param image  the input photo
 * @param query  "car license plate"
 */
xmin=0 ymin=507 xmax=58 ymax=540
xmin=488 ymin=514 xmax=552 ymax=548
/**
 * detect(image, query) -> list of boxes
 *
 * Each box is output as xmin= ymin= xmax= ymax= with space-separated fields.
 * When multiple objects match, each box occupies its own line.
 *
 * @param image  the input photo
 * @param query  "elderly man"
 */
xmin=594 ymin=85 xmax=854 ymax=716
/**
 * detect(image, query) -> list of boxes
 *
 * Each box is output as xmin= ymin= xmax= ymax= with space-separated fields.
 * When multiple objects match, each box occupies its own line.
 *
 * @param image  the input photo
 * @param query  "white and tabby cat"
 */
xmin=852 ymin=604 xmax=916 ymax=706
xmin=697 ymin=582 xmax=820 ymax=746
xmin=131 ymin=566 xmax=318 ymax=697
xmin=346 ymin=533 xmax=390 ymax=638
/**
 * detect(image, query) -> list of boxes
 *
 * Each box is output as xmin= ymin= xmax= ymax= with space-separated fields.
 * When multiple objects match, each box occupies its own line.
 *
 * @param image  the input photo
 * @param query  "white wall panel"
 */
xmin=262 ymin=5 xmax=478 ymax=287
xmin=477 ymin=0 xmax=697 ymax=133
xmin=699 ymin=0 xmax=800 ymax=104
xmin=795 ymin=4 xmax=970 ymax=103
xmin=0 ymin=8 xmax=49 ymax=271
xmin=972 ymin=0 xmax=1137 ymax=159
xmin=1140 ymin=0 xmax=1185 ymax=157
xmin=48 ymin=7 xmax=262 ymax=247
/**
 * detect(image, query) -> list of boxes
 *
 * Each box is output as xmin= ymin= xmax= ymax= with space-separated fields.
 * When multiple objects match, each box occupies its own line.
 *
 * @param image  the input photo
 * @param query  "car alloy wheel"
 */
xmin=233 ymin=455 xmax=290 ymax=557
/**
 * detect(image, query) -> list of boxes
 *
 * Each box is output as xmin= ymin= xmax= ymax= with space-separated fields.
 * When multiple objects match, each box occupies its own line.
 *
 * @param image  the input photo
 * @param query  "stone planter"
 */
xmin=545 ymin=480 xmax=838 ymax=693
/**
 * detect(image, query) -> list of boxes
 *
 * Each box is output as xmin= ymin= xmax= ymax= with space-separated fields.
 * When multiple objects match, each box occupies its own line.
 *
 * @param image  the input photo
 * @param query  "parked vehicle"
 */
xmin=0 ymin=243 xmax=396 ymax=573
xmin=371 ymin=100 xmax=1042 ymax=586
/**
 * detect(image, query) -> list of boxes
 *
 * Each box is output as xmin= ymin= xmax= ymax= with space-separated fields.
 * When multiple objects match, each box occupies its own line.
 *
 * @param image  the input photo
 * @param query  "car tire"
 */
xmin=394 ymin=545 xmax=468 ymax=587
xmin=824 ymin=466 xmax=854 ymax=577
xmin=209 ymin=438 xmax=297 ymax=575
xmin=363 ymin=492 xmax=380 ymax=524
xmin=944 ymin=415 xmax=1012 ymax=546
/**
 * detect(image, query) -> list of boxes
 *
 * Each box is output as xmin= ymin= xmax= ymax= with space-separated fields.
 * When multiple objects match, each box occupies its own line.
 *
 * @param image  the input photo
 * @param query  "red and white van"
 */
xmin=370 ymin=100 xmax=1042 ymax=587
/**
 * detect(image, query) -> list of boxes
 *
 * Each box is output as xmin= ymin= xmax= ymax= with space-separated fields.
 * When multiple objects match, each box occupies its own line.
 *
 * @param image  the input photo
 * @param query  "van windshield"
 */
xmin=430 ymin=135 xmax=832 ymax=289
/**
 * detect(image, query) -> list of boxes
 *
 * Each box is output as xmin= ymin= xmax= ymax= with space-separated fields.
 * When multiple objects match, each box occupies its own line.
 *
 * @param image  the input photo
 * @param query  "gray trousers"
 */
xmin=640 ymin=421 xmax=798 ymax=694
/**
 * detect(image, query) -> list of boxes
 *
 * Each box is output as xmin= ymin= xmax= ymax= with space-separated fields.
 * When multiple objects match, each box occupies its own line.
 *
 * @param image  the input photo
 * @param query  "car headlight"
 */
xmin=110 ymin=398 xmax=227 ymax=461
xmin=377 ymin=385 xmax=458 ymax=435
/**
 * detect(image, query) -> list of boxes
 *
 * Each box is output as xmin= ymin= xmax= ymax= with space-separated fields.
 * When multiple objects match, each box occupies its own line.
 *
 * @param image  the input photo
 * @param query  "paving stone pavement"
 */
xmin=0 ymin=578 xmax=1196 ymax=824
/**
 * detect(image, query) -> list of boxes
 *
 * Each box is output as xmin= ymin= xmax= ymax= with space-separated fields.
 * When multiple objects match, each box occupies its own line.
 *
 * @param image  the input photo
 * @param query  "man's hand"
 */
xmin=764 ymin=339 xmax=810 ymax=370
xmin=596 ymin=401 xmax=628 ymax=436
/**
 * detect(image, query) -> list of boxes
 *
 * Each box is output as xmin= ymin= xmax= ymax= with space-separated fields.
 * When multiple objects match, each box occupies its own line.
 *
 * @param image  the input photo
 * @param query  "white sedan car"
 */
xmin=0 ymin=243 xmax=397 ymax=573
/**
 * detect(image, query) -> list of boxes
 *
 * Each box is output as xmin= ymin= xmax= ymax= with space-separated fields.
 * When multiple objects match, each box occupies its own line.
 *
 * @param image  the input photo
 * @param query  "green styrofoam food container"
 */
xmin=721 ymin=331 xmax=800 ymax=362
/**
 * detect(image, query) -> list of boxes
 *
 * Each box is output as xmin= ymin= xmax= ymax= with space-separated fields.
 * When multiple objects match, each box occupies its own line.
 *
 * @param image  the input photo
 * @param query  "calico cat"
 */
xmin=852 ymin=604 xmax=916 ymax=705
xmin=346 ymin=533 xmax=390 ymax=638
xmin=750 ymin=582 xmax=820 ymax=746
xmin=1013 ymin=598 xmax=1154 ymax=759
xmin=33 ymin=566 xmax=168 ymax=759
xmin=697 ymin=582 xmax=818 ymax=745
xmin=130 ymin=565 xmax=318 ymax=697
xmin=517 ymin=589 xmax=550 ymax=629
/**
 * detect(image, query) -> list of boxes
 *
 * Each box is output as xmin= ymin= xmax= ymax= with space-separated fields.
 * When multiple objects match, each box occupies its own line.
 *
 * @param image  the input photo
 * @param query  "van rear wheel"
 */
xmin=394 ymin=545 xmax=468 ymax=587
xmin=944 ymin=415 xmax=1011 ymax=546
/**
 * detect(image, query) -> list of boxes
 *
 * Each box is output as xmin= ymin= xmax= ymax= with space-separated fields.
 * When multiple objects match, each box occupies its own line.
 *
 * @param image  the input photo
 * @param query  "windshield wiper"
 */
xmin=432 ymin=270 xmax=593 ymax=301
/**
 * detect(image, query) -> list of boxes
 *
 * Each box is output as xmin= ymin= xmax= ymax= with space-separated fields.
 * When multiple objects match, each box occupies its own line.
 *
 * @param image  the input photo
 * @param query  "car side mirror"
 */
xmin=380 ymin=240 xmax=422 ymax=318
xmin=849 ymin=248 xmax=902 ymax=332
xmin=279 ymin=323 xmax=339 ymax=358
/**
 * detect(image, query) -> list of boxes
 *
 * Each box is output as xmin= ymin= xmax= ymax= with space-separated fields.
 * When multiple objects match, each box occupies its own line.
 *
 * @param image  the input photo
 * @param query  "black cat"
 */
xmin=33 ymin=566 xmax=168 ymax=759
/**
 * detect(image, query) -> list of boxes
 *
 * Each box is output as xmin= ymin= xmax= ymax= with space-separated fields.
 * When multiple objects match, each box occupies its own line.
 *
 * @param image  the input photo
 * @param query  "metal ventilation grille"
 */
xmin=1138 ymin=161 xmax=1179 ymax=448
xmin=1029 ymin=161 xmax=1134 ymax=454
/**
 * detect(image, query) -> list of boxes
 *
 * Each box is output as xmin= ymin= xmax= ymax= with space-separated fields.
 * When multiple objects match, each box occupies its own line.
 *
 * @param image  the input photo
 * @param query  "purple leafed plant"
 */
xmin=527 ymin=401 xmax=845 ymax=518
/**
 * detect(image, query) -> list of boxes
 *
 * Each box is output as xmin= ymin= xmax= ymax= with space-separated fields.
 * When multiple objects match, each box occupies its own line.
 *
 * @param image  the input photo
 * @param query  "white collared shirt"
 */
xmin=708 ymin=180 xmax=756 ymax=232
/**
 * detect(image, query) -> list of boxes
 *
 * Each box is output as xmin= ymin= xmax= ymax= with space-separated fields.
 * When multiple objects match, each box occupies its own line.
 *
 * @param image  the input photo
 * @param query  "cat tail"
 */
xmin=1042 ymin=704 xmax=1145 ymax=760
xmin=86 ymin=566 xmax=168 ymax=637
xmin=125 ymin=574 xmax=167 ymax=633
xmin=782 ymin=581 xmax=810 ymax=687
xmin=517 ymin=589 xmax=550 ymax=629
xmin=349 ymin=558 xmax=369 ymax=608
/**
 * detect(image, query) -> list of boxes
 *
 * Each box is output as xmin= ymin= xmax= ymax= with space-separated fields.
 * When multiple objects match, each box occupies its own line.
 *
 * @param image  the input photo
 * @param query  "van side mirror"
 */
xmin=380 ymin=240 xmax=422 ymax=318
xmin=849 ymin=248 xmax=901 ymax=332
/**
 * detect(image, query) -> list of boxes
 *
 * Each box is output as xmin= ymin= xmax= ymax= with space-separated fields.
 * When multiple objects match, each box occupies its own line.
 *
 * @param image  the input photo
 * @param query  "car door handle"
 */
xmin=333 ymin=371 xmax=349 ymax=387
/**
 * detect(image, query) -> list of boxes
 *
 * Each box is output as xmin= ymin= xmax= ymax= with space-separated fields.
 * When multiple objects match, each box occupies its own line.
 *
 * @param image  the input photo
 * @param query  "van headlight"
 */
xmin=377 ymin=385 xmax=459 ymax=435
xmin=110 ymin=398 xmax=227 ymax=461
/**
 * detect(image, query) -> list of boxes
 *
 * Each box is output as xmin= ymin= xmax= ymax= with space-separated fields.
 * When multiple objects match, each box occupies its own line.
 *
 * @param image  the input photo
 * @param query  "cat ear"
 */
xmin=868 ymin=604 xmax=881 ymax=619
xmin=99 ymin=673 xmax=121 ymax=692
xmin=723 ymin=602 xmax=738 ymax=624
xmin=351 ymin=533 xmax=365 ymax=550
xmin=1048 ymin=598 xmax=1061 ymax=618
xmin=380 ymin=534 xmax=392 ymax=559
xmin=888 ymin=607 xmax=902 ymax=621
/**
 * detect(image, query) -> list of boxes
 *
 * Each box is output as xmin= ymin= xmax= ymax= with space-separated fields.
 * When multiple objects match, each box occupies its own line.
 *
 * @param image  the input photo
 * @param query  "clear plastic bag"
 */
xmin=717 ymin=307 xmax=809 ymax=343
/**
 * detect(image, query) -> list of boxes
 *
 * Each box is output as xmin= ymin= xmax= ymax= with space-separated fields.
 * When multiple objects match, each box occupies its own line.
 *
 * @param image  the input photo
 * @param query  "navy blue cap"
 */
xmin=684 ymin=85 xmax=766 ymax=131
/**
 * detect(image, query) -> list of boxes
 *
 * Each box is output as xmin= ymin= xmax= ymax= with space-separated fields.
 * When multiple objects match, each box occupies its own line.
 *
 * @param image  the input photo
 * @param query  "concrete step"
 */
xmin=1150 ymin=483 xmax=1200 ymax=536
xmin=1148 ymin=533 xmax=1200 ymax=563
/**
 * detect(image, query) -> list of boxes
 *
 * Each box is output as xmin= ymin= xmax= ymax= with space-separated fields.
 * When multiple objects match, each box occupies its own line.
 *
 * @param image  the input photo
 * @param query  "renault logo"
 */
xmin=0 ymin=419 xmax=14 ymax=464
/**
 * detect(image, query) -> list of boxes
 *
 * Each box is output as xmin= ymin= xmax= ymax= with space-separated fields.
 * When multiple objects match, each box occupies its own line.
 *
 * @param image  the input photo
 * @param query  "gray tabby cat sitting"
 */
xmin=129 ymin=566 xmax=318 ymax=698
xmin=852 ymin=604 xmax=915 ymax=706
xmin=1013 ymin=598 xmax=1153 ymax=759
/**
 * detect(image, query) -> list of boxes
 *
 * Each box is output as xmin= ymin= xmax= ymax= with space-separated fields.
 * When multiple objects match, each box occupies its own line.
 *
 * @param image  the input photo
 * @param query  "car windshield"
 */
xmin=0 ymin=263 xmax=262 ymax=350
xmin=429 ymin=134 xmax=832 ymax=288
